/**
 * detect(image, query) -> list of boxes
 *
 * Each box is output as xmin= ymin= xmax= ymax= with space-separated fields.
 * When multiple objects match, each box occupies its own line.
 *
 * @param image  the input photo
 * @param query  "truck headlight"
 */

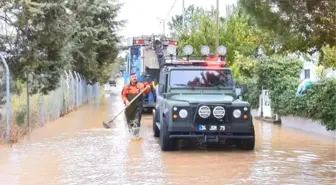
xmin=179 ymin=109 xmax=188 ymax=118
xmin=233 ymin=109 xmax=242 ymax=118
xmin=198 ymin=105 xmax=211 ymax=118
xmin=213 ymin=106 xmax=225 ymax=119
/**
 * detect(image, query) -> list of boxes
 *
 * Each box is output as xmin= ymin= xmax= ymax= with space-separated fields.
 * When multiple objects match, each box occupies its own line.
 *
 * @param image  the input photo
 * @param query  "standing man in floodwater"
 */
xmin=121 ymin=72 xmax=151 ymax=136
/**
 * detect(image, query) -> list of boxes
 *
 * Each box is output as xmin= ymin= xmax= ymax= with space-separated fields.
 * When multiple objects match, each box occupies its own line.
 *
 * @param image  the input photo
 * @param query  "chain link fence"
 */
xmin=0 ymin=54 xmax=101 ymax=142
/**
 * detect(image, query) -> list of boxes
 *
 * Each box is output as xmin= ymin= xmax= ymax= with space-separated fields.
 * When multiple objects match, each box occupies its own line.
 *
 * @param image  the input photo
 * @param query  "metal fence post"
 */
xmin=59 ymin=76 xmax=64 ymax=116
xmin=0 ymin=53 xmax=10 ymax=141
xmin=68 ymin=70 xmax=74 ymax=109
xmin=83 ymin=78 xmax=87 ymax=102
xmin=64 ymin=71 xmax=70 ymax=112
xmin=39 ymin=94 xmax=45 ymax=126
xmin=26 ymin=73 xmax=30 ymax=129
xmin=77 ymin=72 xmax=82 ymax=106
xmin=74 ymin=72 xmax=79 ymax=107
xmin=50 ymin=90 xmax=55 ymax=120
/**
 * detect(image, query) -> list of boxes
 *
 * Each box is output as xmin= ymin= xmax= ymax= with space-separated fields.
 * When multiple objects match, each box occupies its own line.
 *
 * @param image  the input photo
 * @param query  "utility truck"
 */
xmin=123 ymin=35 xmax=178 ymax=112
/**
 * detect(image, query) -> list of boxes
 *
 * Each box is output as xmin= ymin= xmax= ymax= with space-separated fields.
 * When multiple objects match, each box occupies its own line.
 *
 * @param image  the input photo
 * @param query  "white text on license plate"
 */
xmin=198 ymin=125 xmax=225 ymax=131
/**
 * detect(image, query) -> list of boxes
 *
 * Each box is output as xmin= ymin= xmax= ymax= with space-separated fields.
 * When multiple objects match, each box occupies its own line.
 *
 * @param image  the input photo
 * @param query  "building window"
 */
xmin=304 ymin=69 xmax=310 ymax=79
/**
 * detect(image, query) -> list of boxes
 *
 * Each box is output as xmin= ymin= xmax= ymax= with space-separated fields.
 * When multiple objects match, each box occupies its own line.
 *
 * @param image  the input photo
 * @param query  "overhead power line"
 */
xmin=157 ymin=0 xmax=178 ymax=36
xmin=164 ymin=0 xmax=178 ymax=20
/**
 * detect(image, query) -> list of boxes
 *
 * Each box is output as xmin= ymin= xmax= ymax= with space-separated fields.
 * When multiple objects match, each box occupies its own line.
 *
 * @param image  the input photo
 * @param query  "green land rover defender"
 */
xmin=152 ymin=45 xmax=255 ymax=151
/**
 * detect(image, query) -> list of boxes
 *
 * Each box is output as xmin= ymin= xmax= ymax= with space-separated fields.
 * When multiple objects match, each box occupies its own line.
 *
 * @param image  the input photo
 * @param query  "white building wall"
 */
xmin=298 ymin=53 xmax=336 ymax=81
xmin=300 ymin=62 xmax=336 ymax=81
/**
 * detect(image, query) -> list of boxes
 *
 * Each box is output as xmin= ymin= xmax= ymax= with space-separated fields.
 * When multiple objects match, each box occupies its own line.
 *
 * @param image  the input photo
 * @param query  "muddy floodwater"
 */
xmin=0 ymin=85 xmax=335 ymax=185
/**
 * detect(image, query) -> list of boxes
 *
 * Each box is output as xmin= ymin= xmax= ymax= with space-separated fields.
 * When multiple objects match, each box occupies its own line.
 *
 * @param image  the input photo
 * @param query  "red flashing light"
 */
xmin=134 ymin=39 xmax=145 ymax=45
xmin=206 ymin=55 xmax=221 ymax=61
xmin=168 ymin=40 xmax=178 ymax=45
xmin=205 ymin=61 xmax=226 ymax=66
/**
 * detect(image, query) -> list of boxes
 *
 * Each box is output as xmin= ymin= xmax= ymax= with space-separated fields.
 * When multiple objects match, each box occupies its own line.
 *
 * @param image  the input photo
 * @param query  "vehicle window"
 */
xmin=169 ymin=69 xmax=233 ymax=88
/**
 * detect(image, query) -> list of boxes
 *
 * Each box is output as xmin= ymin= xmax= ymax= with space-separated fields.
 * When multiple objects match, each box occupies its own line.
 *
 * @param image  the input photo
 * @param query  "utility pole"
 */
xmin=157 ymin=17 xmax=166 ymax=36
xmin=216 ymin=0 xmax=219 ymax=55
xmin=182 ymin=0 xmax=185 ymax=29
xmin=162 ymin=19 xmax=166 ymax=36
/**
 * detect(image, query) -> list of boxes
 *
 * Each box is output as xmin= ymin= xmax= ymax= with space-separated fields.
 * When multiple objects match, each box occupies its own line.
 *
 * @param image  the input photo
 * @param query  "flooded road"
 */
xmin=0 ymin=84 xmax=335 ymax=185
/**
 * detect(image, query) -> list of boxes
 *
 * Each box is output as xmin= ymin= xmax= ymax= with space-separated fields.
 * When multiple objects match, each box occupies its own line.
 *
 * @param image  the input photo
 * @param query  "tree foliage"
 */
xmin=231 ymin=51 xmax=256 ymax=79
xmin=254 ymin=55 xmax=303 ymax=116
xmin=170 ymin=3 xmax=336 ymax=130
xmin=169 ymin=4 xmax=274 ymax=64
xmin=245 ymin=55 xmax=336 ymax=130
xmin=239 ymin=0 xmax=336 ymax=54
xmin=0 ymin=0 xmax=124 ymax=94
xmin=220 ymin=7 xmax=266 ymax=62
xmin=168 ymin=5 xmax=207 ymax=39
xmin=320 ymin=45 xmax=336 ymax=69
xmin=176 ymin=9 xmax=218 ymax=56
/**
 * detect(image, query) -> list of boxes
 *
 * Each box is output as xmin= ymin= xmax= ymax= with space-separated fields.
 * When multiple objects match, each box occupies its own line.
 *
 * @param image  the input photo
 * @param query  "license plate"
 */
xmin=198 ymin=125 xmax=225 ymax=131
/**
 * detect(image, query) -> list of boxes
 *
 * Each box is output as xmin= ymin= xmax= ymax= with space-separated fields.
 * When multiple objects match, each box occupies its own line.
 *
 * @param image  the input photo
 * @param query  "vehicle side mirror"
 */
xmin=159 ymin=84 xmax=165 ymax=94
xmin=241 ymin=84 xmax=248 ymax=94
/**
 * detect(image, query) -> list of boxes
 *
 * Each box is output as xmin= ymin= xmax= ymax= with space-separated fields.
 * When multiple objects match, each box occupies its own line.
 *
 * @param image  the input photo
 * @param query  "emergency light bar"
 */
xmin=168 ymin=40 xmax=178 ymax=45
xmin=134 ymin=39 xmax=145 ymax=45
xmin=163 ymin=59 xmax=227 ymax=66
xmin=179 ymin=45 xmax=227 ymax=56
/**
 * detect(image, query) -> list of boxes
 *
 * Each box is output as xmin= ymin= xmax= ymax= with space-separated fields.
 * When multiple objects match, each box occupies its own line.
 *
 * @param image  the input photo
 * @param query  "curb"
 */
xmin=254 ymin=116 xmax=281 ymax=124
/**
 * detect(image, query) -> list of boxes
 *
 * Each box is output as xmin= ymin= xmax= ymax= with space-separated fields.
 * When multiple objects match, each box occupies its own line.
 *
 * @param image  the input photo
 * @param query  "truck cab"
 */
xmin=152 ymin=45 xmax=255 ymax=151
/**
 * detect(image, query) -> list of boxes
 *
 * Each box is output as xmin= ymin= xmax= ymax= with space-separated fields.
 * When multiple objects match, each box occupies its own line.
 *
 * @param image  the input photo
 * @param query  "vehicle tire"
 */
xmin=153 ymin=110 xmax=160 ymax=138
xmin=237 ymin=136 xmax=255 ymax=150
xmin=237 ymin=121 xmax=255 ymax=150
xmin=160 ymin=118 xmax=177 ymax=151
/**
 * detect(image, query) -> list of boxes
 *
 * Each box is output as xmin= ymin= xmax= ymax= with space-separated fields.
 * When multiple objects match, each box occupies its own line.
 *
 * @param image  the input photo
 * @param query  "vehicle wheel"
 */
xmin=237 ymin=136 xmax=255 ymax=150
xmin=153 ymin=110 xmax=160 ymax=138
xmin=160 ymin=118 xmax=177 ymax=151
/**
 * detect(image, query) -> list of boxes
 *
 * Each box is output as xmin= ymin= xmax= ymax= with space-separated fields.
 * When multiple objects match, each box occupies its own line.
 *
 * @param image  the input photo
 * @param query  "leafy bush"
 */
xmin=269 ymin=76 xmax=300 ymax=114
xmin=241 ymin=55 xmax=302 ymax=109
xmin=320 ymin=45 xmax=336 ymax=69
xmin=252 ymin=55 xmax=303 ymax=113
xmin=15 ymin=106 xmax=27 ymax=126
xmin=273 ymin=77 xmax=336 ymax=130
xmin=231 ymin=51 xmax=256 ymax=79
xmin=254 ymin=55 xmax=303 ymax=90
xmin=242 ymin=54 xmax=336 ymax=130
xmin=239 ymin=77 xmax=260 ymax=109
xmin=303 ymin=78 xmax=336 ymax=130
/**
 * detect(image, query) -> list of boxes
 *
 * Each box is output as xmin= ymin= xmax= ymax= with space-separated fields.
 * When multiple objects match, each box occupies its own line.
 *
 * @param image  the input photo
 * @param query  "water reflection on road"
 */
xmin=0 ymin=88 xmax=335 ymax=185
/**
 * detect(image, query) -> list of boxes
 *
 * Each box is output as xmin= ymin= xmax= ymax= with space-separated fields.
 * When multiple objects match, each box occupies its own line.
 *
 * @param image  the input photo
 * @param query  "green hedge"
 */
xmin=243 ymin=79 xmax=260 ymax=109
xmin=287 ymin=78 xmax=336 ymax=130
xmin=242 ymin=55 xmax=336 ymax=131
